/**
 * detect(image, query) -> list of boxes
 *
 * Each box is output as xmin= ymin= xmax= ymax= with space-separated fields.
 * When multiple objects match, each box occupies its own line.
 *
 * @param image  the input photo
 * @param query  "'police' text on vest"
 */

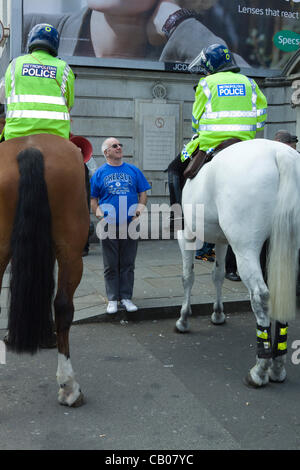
xmin=22 ymin=64 xmax=57 ymax=79
xmin=217 ymin=84 xmax=246 ymax=97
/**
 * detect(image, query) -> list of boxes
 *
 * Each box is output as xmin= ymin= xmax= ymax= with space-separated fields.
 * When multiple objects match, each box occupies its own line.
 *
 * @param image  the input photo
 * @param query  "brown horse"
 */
xmin=0 ymin=134 xmax=89 ymax=406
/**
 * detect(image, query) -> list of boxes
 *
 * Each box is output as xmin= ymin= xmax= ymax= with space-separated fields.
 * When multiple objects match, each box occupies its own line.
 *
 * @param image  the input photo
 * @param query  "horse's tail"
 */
xmin=8 ymin=147 xmax=55 ymax=354
xmin=267 ymin=146 xmax=300 ymax=322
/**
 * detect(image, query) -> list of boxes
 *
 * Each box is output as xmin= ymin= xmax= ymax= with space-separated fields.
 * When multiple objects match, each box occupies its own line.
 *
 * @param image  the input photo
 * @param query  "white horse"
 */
xmin=176 ymin=138 xmax=300 ymax=388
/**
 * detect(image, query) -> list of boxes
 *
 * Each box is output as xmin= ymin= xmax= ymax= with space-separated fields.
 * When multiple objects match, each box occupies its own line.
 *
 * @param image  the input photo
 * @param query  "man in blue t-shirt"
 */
xmin=90 ymin=137 xmax=151 ymax=315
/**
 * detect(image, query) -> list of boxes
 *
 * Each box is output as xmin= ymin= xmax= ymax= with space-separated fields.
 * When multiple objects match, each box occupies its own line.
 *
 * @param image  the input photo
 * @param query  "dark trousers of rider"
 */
xmin=167 ymin=153 xmax=190 ymax=206
xmin=168 ymin=171 xmax=182 ymax=207
xmin=101 ymin=225 xmax=138 ymax=301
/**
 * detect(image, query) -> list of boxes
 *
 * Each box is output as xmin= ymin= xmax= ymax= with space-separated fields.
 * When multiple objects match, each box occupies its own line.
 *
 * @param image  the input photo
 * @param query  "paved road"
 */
xmin=0 ymin=240 xmax=250 ymax=329
xmin=1 ymin=312 xmax=300 ymax=450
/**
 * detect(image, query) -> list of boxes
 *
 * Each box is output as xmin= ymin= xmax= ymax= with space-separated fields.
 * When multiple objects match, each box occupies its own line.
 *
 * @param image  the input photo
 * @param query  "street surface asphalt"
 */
xmin=1 ymin=313 xmax=300 ymax=451
xmin=0 ymin=240 xmax=299 ymax=452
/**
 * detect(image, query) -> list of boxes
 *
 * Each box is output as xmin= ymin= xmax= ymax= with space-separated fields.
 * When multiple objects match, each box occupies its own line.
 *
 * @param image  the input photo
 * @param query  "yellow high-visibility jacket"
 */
xmin=182 ymin=71 xmax=267 ymax=160
xmin=4 ymin=50 xmax=74 ymax=140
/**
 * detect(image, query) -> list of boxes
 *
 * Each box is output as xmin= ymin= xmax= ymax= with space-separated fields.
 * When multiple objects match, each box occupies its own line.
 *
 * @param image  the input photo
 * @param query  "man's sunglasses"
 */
xmin=107 ymin=143 xmax=123 ymax=150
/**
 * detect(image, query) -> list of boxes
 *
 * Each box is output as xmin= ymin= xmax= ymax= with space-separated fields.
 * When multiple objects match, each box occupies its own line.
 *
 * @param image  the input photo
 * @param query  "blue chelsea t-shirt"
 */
xmin=90 ymin=162 xmax=151 ymax=224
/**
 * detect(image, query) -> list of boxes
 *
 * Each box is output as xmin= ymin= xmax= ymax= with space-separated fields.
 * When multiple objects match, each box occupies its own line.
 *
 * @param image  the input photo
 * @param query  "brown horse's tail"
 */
xmin=8 ymin=147 xmax=55 ymax=354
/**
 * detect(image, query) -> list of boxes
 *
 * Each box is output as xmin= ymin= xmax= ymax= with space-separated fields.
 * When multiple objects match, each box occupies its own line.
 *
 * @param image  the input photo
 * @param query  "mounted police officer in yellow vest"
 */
xmin=183 ymin=43 xmax=267 ymax=159
xmin=167 ymin=43 xmax=267 ymax=206
xmin=2 ymin=23 xmax=74 ymax=142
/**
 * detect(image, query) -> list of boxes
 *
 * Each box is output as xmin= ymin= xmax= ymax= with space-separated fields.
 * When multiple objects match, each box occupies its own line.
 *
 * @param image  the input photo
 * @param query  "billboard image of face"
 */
xmin=22 ymin=0 xmax=300 ymax=74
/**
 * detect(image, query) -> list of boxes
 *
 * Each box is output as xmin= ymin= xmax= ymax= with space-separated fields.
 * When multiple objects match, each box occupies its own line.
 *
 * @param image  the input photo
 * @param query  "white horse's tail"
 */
xmin=267 ymin=147 xmax=300 ymax=322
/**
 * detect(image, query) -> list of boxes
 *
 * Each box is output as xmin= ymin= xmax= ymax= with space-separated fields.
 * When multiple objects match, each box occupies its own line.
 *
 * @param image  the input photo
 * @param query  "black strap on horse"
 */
xmin=183 ymin=138 xmax=242 ymax=180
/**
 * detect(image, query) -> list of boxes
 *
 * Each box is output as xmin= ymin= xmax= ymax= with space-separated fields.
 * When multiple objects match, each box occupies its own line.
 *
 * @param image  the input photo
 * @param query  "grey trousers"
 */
xmin=101 ymin=229 xmax=138 ymax=301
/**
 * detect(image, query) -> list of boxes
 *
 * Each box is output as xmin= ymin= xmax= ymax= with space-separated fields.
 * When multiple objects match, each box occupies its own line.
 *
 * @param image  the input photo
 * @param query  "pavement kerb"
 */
xmin=72 ymin=299 xmax=251 ymax=325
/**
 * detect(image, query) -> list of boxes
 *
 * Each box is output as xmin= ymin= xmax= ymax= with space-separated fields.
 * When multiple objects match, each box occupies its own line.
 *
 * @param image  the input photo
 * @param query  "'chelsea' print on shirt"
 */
xmin=104 ymin=172 xmax=133 ymax=195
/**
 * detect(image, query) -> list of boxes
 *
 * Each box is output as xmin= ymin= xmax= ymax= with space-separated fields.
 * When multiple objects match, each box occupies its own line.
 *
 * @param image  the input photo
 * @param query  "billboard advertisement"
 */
xmin=22 ymin=0 xmax=300 ymax=76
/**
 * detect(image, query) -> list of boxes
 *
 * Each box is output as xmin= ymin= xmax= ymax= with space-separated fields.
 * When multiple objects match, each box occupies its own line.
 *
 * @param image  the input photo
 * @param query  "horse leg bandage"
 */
xmin=256 ymin=324 xmax=272 ymax=359
xmin=272 ymin=322 xmax=288 ymax=358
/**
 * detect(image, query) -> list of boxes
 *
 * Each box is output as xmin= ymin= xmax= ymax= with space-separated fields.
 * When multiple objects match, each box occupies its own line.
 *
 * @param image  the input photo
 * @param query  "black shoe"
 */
xmin=225 ymin=272 xmax=241 ymax=282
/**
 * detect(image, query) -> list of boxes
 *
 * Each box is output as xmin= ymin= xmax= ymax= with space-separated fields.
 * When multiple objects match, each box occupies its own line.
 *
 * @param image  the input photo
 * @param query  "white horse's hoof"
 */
xmin=244 ymin=372 xmax=269 ymax=388
xmin=70 ymin=391 xmax=85 ymax=407
xmin=211 ymin=312 xmax=226 ymax=325
xmin=175 ymin=319 xmax=189 ymax=333
xmin=243 ymin=373 xmax=265 ymax=388
xmin=58 ymin=389 xmax=85 ymax=407
xmin=244 ymin=361 xmax=270 ymax=388
xmin=269 ymin=369 xmax=286 ymax=383
xmin=58 ymin=380 xmax=84 ymax=407
xmin=268 ymin=358 xmax=287 ymax=383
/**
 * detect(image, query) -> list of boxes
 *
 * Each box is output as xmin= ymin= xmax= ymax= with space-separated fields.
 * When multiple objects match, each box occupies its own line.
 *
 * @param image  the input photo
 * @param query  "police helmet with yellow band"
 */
xmin=188 ymin=43 xmax=240 ymax=75
xmin=27 ymin=23 xmax=60 ymax=57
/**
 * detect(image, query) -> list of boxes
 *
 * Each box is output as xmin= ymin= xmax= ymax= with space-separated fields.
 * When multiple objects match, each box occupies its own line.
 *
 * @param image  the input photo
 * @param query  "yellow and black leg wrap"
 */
xmin=272 ymin=322 xmax=288 ymax=358
xmin=256 ymin=324 xmax=272 ymax=359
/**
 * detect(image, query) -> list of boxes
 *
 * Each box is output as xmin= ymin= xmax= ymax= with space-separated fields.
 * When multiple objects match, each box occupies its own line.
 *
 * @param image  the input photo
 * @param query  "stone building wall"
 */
xmin=263 ymin=80 xmax=297 ymax=142
xmin=72 ymin=67 xmax=298 ymax=214
xmin=71 ymin=66 xmax=197 ymax=209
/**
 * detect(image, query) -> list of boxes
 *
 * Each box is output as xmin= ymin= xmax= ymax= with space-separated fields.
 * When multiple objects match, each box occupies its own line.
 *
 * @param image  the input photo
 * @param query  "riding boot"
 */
xmin=168 ymin=168 xmax=184 ymax=232
xmin=168 ymin=170 xmax=182 ymax=206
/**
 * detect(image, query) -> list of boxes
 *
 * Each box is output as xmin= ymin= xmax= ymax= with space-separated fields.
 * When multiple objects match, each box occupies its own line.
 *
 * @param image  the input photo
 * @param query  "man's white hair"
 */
xmin=101 ymin=139 xmax=109 ymax=156
xmin=101 ymin=137 xmax=115 ymax=156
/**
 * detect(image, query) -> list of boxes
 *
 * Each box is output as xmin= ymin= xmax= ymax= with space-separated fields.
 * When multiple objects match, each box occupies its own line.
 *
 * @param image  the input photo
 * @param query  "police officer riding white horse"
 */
xmin=167 ymin=44 xmax=267 ymax=277
xmin=167 ymin=43 xmax=267 ymax=205
xmin=175 ymin=44 xmax=300 ymax=388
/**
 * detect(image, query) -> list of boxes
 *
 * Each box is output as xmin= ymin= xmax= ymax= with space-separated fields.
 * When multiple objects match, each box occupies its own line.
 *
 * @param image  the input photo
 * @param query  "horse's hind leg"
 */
xmin=268 ymin=321 xmax=288 ymax=383
xmin=176 ymin=231 xmax=195 ymax=333
xmin=211 ymin=243 xmax=227 ymax=325
xmin=54 ymin=254 xmax=84 ymax=407
xmin=235 ymin=251 xmax=272 ymax=387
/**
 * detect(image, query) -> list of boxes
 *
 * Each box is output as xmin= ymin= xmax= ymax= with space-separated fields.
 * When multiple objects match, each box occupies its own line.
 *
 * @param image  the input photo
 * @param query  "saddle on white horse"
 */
xmin=183 ymin=137 xmax=241 ymax=180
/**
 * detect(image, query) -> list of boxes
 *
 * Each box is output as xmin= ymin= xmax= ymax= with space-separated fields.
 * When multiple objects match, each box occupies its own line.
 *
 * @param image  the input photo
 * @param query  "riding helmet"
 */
xmin=27 ymin=23 xmax=60 ymax=57
xmin=188 ymin=43 xmax=240 ymax=75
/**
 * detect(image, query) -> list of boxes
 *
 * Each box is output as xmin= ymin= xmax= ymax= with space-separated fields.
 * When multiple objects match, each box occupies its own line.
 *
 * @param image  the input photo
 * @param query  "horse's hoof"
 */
xmin=70 ymin=392 xmax=85 ymax=407
xmin=58 ymin=390 xmax=85 ymax=407
xmin=269 ymin=376 xmax=286 ymax=384
xmin=243 ymin=372 xmax=267 ymax=389
xmin=211 ymin=312 xmax=226 ymax=325
xmin=268 ymin=369 xmax=286 ymax=383
xmin=175 ymin=320 xmax=189 ymax=333
xmin=268 ymin=362 xmax=287 ymax=383
xmin=174 ymin=326 xmax=189 ymax=334
xmin=243 ymin=373 xmax=259 ymax=388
